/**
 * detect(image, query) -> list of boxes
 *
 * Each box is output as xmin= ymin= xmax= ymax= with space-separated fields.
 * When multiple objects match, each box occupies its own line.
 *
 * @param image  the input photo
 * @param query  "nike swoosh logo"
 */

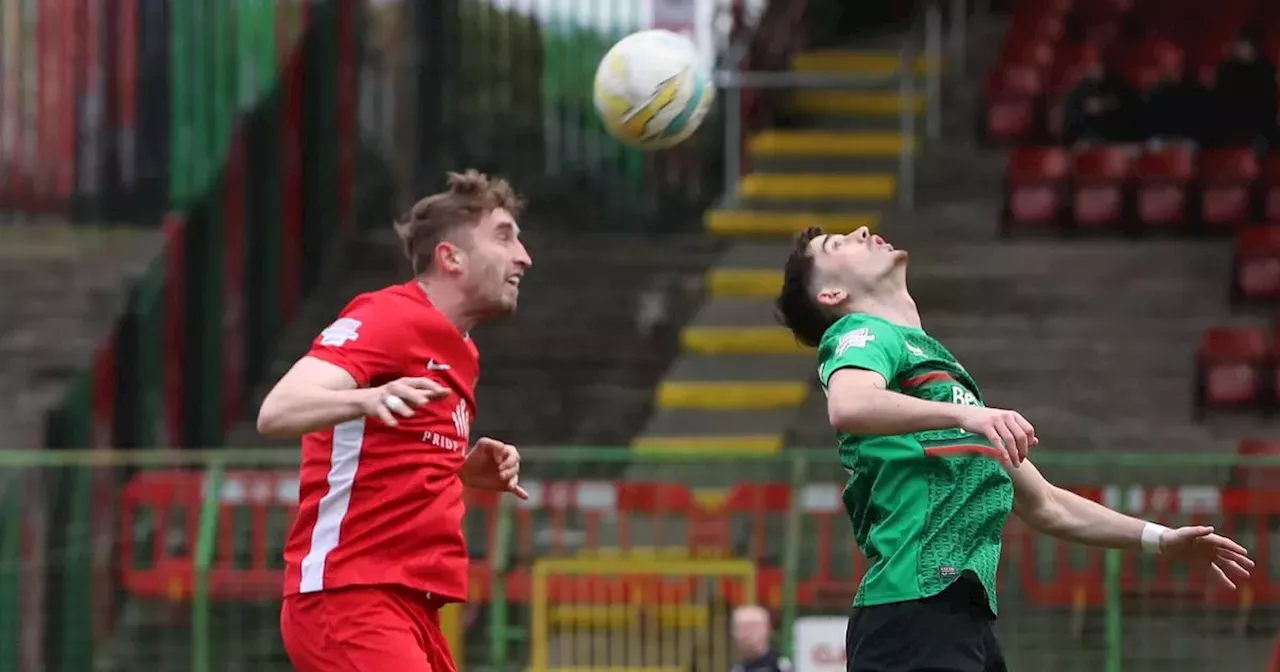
xmin=428 ymin=360 xmax=450 ymax=371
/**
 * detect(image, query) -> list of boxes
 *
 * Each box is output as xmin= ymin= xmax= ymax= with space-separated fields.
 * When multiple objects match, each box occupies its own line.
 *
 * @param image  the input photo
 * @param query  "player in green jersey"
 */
xmin=774 ymin=225 xmax=1254 ymax=672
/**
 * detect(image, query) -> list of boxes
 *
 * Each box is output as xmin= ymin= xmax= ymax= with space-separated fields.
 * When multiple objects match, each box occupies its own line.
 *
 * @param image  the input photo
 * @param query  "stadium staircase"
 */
xmin=632 ymin=48 xmax=929 ymax=482
xmin=0 ymin=223 xmax=160 ymax=449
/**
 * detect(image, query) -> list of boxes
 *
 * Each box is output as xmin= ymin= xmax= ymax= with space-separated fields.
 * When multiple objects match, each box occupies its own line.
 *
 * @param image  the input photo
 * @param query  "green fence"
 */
xmin=1 ymin=449 xmax=1279 ymax=671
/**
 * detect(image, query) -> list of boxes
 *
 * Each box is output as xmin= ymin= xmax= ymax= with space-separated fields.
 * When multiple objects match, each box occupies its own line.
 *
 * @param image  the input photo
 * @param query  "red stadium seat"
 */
xmin=999 ymin=35 xmax=1056 ymax=70
xmin=1074 ymin=0 xmax=1133 ymax=25
xmin=1130 ymin=0 xmax=1197 ymax=39
xmin=1233 ymin=226 xmax=1280 ymax=302
xmin=1009 ymin=0 xmax=1072 ymax=35
xmin=1195 ymin=326 xmax=1268 ymax=413
xmin=1198 ymin=148 xmax=1259 ymax=229
xmin=1005 ymin=147 xmax=1068 ymax=229
xmin=1258 ymin=156 xmax=1280 ymax=222
xmin=1117 ymin=38 xmax=1183 ymax=92
xmin=1072 ymin=146 xmax=1132 ymax=229
xmin=1134 ymin=146 xmax=1193 ymax=229
xmin=1118 ymin=62 xmax=1162 ymax=91
xmin=984 ymin=66 xmax=1042 ymax=143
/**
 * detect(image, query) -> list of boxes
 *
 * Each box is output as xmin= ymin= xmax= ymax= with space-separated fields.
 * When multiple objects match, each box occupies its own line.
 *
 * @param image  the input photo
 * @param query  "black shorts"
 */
xmin=846 ymin=578 xmax=1007 ymax=672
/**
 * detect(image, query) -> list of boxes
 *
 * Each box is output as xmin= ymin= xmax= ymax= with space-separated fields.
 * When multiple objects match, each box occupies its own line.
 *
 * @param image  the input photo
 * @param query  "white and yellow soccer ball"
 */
xmin=593 ymin=29 xmax=715 ymax=150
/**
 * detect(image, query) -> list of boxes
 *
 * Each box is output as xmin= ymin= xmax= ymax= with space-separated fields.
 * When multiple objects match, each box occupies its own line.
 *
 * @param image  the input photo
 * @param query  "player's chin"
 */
xmin=493 ymin=289 xmax=520 ymax=313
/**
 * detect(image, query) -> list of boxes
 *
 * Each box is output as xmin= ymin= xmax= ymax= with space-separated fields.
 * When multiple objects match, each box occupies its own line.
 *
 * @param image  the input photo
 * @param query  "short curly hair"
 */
xmin=774 ymin=226 xmax=838 ymax=348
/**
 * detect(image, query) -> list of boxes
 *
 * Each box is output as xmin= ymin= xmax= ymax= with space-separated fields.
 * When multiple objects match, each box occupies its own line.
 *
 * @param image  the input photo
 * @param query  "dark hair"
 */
xmin=394 ymin=169 xmax=524 ymax=274
xmin=774 ymin=226 xmax=837 ymax=348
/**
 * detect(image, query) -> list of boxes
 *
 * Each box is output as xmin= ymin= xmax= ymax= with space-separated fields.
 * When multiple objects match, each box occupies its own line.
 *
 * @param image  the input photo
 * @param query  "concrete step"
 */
xmin=790 ymin=89 xmax=924 ymax=117
xmin=720 ymin=196 xmax=896 ymax=213
xmin=738 ymin=172 xmax=898 ymax=203
xmin=925 ymin=314 xmax=1222 ymax=340
xmin=791 ymin=50 xmax=935 ymax=78
xmin=665 ymin=354 xmax=813 ymax=383
xmin=688 ymin=297 xmax=779 ymax=328
xmin=705 ymin=210 xmax=878 ymax=239
xmin=641 ymin=407 xmax=799 ymax=438
xmin=751 ymin=154 xmax=906 ymax=173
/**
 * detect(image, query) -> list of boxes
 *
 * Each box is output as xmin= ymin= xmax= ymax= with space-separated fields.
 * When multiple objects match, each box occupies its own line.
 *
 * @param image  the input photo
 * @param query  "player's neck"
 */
xmin=848 ymin=286 xmax=921 ymax=329
xmin=416 ymin=279 xmax=482 ymax=333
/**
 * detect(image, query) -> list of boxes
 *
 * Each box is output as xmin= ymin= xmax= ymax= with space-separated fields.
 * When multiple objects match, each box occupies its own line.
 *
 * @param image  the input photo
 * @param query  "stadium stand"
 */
xmin=0 ymin=225 xmax=160 ymax=449
xmin=20 ymin=0 xmax=1280 ymax=670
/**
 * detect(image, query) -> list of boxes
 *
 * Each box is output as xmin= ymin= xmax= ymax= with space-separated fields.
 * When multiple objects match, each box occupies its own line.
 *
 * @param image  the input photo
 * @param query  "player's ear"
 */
xmin=435 ymin=241 xmax=465 ymax=274
xmin=815 ymin=286 xmax=848 ymax=308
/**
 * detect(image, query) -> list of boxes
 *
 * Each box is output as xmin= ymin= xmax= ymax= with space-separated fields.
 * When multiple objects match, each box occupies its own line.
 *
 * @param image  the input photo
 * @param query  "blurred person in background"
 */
xmin=730 ymin=605 xmax=792 ymax=672
xmin=1212 ymin=34 xmax=1278 ymax=149
xmin=1062 ymin=60 xmax=1145 ymax=146
xmin=1145 ymin=59 xmax=1212 ymax=146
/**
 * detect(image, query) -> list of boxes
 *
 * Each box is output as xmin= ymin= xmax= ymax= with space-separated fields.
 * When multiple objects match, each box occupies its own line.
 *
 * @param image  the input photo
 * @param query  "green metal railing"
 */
xmin=1 ymin=448 xmax=1278 ymax=671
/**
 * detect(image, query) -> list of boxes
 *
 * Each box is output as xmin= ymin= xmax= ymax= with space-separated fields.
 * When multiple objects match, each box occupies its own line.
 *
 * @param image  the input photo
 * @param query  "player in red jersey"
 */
xmin=257 ymin=170 xmax=533 ymax=672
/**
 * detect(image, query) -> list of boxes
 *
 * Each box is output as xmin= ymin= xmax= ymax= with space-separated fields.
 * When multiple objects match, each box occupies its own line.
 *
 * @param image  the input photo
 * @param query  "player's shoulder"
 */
xmin=339 ymin=282 xmax=440 ymax=323
xmin=818 ymin=313 xmax=902 ymax=353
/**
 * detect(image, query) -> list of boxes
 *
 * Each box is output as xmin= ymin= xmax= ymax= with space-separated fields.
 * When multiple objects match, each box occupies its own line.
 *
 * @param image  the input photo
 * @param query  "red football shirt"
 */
xmin=282 ymin=281 xmax=478 ymax=600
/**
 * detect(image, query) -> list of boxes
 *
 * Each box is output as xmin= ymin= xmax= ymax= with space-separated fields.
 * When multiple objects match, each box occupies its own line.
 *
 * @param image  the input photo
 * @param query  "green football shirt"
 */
xmin=817 ymin=313 xmax=1014 ymax=615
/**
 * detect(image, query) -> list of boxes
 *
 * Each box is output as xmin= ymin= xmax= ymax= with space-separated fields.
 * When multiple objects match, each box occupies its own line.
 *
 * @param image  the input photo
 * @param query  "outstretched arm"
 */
xmin=1009 ymin=459 xmax=1254 ymax=589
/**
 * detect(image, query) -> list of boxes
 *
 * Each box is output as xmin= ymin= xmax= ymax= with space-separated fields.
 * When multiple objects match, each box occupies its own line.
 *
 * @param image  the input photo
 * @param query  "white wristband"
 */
xmin=1141 ymin=523 xmax=1169 ymax=554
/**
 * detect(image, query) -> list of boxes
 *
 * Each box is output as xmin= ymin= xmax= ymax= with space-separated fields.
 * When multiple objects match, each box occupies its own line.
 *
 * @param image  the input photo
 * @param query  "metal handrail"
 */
xmin=715 ymin=1 xmax=943 ymax=212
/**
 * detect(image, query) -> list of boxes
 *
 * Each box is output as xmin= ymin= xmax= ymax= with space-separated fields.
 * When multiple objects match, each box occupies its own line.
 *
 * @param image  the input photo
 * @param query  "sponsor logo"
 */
xmin=835 ymin=327 xmax=874 ymax=355
xmin=318 ymin=318 xmax=361 ymax=347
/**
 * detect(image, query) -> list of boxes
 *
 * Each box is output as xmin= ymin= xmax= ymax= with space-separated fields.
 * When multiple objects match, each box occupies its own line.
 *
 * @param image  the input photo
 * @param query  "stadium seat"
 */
xmin=1118 ymin=61 xmax=1162 ymax=91
xmin=1198 ymin=148 xmax=1259 ymax=230
xmin=1074 ymin=0 xmax=1134 ymax=26
xmin=1134 ymin=146 xmax=1193 ymax=229
xmin=1232 ymin=225 xmax=1280 ymax=303
xmin=1195 ymin=325 xmax=1268 ymax=415
xmin=999 ymin=34 xmax=1056 ymax=70
xmin=983 ymin=66 xmax=1042 ymax=143
xmin=1258 ymin=156 xmax=1280 ymax=221
xmin=1071 ymin=146 xmax=1132 ymax=229
xmin=1004 ymin=147 xmax=1068 ymax=230
xmin=1007 ymin=0 xmax=1071 ymax=40
xmin=1130 ymin=0 xmax=1196 ymax=40
xmin=1117 ymin=38 xmax=1183 ymax=92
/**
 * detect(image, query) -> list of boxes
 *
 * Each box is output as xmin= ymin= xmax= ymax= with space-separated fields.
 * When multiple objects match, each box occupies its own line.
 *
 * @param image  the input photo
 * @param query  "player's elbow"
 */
xmin=256 ymin=404 xmax=286 ymax=438
xmin=256 ymin=390 xmax=295 ymax=438
xmin=1016 ymin=487 xmax=1071 ymax=535
xmin=827 ymin=397 xmax=869 ymax=434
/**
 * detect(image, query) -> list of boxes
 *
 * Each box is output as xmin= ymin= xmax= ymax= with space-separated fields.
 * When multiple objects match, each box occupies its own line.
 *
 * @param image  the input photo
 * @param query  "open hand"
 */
xmin=1160 ymin=526 xmax=1254 ymax=590
xmin=461 ymin=437 xmax=529 ymax=499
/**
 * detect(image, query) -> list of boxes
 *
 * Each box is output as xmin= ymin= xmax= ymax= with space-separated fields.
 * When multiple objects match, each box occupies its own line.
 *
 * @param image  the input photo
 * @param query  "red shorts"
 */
xmin=281 ymin=586 xmax=457 ymax=672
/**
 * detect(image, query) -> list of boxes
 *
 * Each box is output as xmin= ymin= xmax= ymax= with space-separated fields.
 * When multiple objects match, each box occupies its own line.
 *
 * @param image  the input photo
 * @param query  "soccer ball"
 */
xmin=593 ymin=30 xmax=714 ymax=150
